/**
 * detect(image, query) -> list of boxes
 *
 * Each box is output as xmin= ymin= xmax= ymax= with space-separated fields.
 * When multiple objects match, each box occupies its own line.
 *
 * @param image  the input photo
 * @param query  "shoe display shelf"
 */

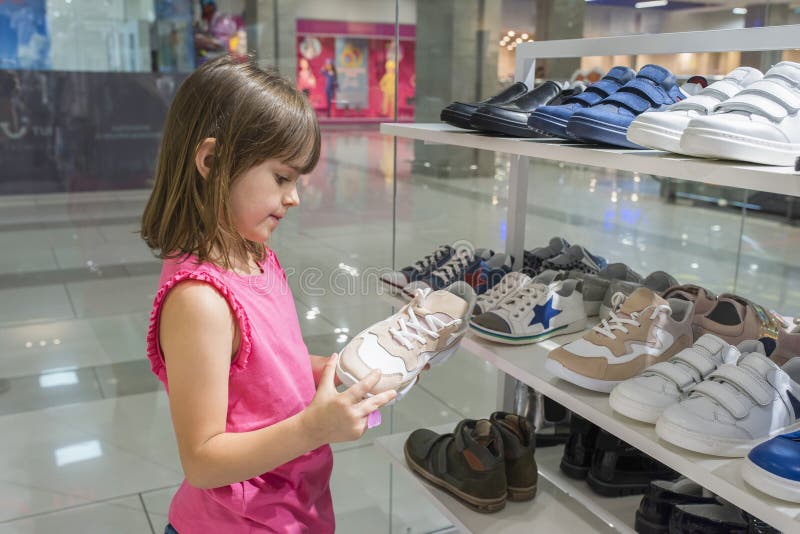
xmin=379 ymin=24 xmax=800 ymax=533
xmin=375 ymin=421 xmax=641 ymax=534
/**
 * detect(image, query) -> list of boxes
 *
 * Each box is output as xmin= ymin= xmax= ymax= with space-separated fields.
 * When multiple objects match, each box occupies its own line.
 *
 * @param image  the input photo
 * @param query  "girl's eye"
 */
xmin=276 ymin=175 xmax=290 ymax=184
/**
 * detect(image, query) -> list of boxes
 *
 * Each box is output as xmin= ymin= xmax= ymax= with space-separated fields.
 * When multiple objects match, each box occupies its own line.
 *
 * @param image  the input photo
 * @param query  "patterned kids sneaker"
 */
xmin=528 ymin=66 xmax=635 ymax=139
xmin=609 ymin=334 xmax=764 ymax=424
xmin=521 ymin=236 xmax=570 ymax=276
xmin=404 ymin=419 xmax=508 ymax=513
xmin=546 ymin=288 xmax=694 ymax=393
xmin=681 ymin=61 xmax=800 ymax=166
xmin=401 ymin=247 xmax=494 ymax=298
xmin=742 ymin=429 xmax=800 ymax=503
xmin=337 ymin=282 xmax=476 ymax=402
xmin=656 ymin=352 xmax=800 ymax=457
xmin=470 ymin=279 xmax=587 ymax=345
xmin=380 ymin=245 xmax=453 ymax=292
xmin=473 ymin=271 xmax=531 ymax=316
xmin=540 ymin=244 xmax=607 ymax=275
xmin=468 ymin=253 xmax=513 ymax=295
xmin=598 ymin=270 xmax=679 ymax=321
xmin=567 ymin=65 xmax=704 ymax=149
xmin=627 ymin=67 xmax=763 ymax=153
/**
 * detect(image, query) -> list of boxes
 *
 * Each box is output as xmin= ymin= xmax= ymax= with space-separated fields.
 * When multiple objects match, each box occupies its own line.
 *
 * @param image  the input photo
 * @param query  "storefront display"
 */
xmin=296 ymin=19 xmax=415 ymax=121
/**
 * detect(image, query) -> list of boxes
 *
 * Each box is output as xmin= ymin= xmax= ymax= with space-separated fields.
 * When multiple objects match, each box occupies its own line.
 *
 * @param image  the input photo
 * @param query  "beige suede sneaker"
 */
xmin=545 ymin=287 xmax=694 ymax=393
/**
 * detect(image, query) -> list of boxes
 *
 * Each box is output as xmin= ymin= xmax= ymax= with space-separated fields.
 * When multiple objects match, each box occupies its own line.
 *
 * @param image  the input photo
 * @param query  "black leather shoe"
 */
xmin=587 ymin=430 xmax=679 ymax=497
xmin=635 ymin=478 xmax=718 ymax=534
xmin=560 ymin=414 xmax=599 ymax=479
xmin=440 ymin=82 xmax=528 ymax=129
xmin=469 ymin=81 xmax=584 ymax=137
xmin=669 ymin=502 xmax=749 ymax=534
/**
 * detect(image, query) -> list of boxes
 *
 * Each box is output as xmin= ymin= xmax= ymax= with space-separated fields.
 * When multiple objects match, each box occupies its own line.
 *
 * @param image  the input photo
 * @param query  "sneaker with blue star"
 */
xmin=469 ymin=279 xmax=587 ymax=345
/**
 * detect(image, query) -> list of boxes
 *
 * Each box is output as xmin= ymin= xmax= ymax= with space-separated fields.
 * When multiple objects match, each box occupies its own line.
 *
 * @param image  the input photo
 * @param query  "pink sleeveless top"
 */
xmin=146 ymin=250 xmax=334 ymax=533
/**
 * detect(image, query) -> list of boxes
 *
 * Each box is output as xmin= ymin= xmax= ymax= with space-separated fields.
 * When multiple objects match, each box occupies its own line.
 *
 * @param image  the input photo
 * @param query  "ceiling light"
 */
xmin=499 ymin=41 xmax=505 ymax=46
xmin=506 ymin=45 xmax=513 ymax=51
xmin=515 ymin=37 xmax=522 ymax=43
xmin=521 ymin=33 xmax=529 ymax=40
xmin=635 ymin=0 xmax=668 ymax=8
xmin=732 ymin=7 xmax=747 ymax=15
xmin=507 ymin=30 xmax=515 ymax=37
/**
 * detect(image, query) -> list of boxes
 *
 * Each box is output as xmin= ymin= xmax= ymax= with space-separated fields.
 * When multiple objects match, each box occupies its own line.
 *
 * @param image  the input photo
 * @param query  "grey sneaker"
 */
xmin=599 ymin=271 xmax=679 ymax=320
xmin=568 ymin=263 xmax=643 ymax=317
xmin=541 ymin=244 xmax=607 ymax=275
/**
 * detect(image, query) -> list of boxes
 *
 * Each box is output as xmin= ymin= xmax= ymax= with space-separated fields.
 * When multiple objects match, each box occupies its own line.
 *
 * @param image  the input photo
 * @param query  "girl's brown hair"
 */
xmin=141 ymin=55 xmax=320 ymax=268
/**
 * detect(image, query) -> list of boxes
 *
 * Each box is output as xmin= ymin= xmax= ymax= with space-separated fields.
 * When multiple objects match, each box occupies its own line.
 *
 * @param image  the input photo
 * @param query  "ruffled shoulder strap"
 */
xmin=145 ymin=270 xmax=254 ymax=383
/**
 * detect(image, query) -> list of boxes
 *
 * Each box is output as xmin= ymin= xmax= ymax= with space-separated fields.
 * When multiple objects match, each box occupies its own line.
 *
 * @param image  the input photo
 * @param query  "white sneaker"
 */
xmin=655 ymin=352 xmax=800 ymax=457
xmin=681 ymin=61 xmax=800 ymax=166
xmin=337 ymin=282 xmax=476 ymax=402
xmin=473 ymin=271 xmax=531 ymax=316
xmin=627 ymin=67 xmax=762 ymax=153
xmin=609 ymin=335 xmax=763 ymax=423
xmin=469 ymin=279 xmax=586 ymax=345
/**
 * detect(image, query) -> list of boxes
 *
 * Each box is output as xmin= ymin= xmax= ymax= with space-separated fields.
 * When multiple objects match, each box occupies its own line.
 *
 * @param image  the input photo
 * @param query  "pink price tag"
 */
xmin=367 ymin=410 xmax=382 ymax=429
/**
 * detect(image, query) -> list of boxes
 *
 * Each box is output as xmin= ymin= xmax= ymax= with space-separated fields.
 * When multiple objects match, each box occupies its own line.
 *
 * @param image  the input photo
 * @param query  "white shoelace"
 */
xmin=477 ymin=273 xmax=528 ymax=307
xmin=498 ymin=283 xmax=549 ymax=316
xmin=389 ymin=290 xmax=461 ymax=350
xmin=431 ymin=251 xmax=473 ymax=282
xmin=593 ymin=292 xmax=671 ymax=340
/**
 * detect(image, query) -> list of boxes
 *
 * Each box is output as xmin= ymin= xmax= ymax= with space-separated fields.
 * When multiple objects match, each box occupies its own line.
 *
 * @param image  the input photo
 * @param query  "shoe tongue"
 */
xmin=414 ymin=289 xmax=468 ymax=321
xmin=737 ymin=351 xmax=778 ymax=378
xmin=725 ymin=66 xmax=763 ymax=87
xmin=637 ymin=64 xmax=677 ymax=90
xmin=619 ymin=287 xmax=665 ymax=316
xmin=767 ymin=61 xmax=800 ymax=84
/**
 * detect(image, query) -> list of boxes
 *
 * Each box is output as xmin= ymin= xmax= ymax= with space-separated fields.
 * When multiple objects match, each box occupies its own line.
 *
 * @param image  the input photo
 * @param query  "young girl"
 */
xmin=140 ymin=56 xmax=396 ymax=533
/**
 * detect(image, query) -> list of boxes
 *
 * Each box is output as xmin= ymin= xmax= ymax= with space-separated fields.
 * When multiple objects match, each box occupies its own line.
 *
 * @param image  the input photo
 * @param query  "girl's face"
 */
xmin=229 ymin=158 xmax=300 ymax=244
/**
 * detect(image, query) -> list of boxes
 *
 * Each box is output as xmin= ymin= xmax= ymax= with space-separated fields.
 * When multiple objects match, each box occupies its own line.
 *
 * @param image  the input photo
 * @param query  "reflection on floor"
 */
xmin=0 ymin=126 xmax=798 ymax=532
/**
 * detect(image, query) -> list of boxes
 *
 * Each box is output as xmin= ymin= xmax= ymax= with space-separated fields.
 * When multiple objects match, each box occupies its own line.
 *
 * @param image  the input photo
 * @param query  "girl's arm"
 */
xmin=310 ymin=354 xmax=342 ymax=387
xmin=160 ymin=282 xmax=395 ymax=490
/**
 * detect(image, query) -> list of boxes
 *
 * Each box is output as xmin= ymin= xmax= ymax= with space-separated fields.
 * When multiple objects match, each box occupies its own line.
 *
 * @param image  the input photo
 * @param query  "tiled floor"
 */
xmin=0 ymin=126 xmax=798 ymax=533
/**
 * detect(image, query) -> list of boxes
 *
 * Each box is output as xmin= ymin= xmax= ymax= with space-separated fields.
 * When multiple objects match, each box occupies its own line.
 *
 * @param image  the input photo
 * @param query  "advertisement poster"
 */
xmin=297 ymin=20 xmax=415 ymax=121
xmin=334 ymin=37 xmax=369 ymax=109
xmin=0 ymin=0 xmax=50 ymax=70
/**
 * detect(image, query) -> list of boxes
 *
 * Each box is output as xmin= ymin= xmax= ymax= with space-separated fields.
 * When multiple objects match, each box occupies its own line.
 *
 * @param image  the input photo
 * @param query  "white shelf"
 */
xmin=380 ymin=123 xmax=800 ymax=197
xmin=458 ymin=331 xmax=800 ymax=533
xmin=374 ymin=423 xmax=640 ymax=534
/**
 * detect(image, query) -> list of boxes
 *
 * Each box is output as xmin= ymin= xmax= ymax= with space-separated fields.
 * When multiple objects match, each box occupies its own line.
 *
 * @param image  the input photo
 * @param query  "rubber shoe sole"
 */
xmin=608 ymin=386 xmax=665 ymax=424
xmin=469 ymin=320 xmax=584 ymax=345
xmin=404 ymin=442 xmax=507 ymax=513
xmin=545 ymin=358 xmax=622 ymax=393
xmin=567 ymin=115 xmax=646 ymax=149
xmin=681 ymin=126 xmax=800 ymax=166
xmin=741 ymin=456 xmax=800 ymax=503
xmin=626 ymin=119 xmax=683 ymax=153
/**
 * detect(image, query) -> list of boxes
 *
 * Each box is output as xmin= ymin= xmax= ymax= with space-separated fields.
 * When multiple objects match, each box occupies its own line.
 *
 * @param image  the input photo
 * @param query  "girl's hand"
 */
xmin=301 ymin=353 xmax=396 ymax=445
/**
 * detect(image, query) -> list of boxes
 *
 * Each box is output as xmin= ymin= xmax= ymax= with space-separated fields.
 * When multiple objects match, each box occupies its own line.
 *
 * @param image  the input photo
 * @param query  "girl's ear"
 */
xmin=195 ymin=138 xmax=217 ymax=179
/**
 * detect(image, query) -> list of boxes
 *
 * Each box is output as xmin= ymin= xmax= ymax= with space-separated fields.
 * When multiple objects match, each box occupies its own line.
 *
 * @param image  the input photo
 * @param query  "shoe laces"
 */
xmin=593 ymin=292 xmax=670 ymax=340
xmin=412 ymin=246 xmax=450 ymax=273
xmin=477 ymin=272 xmax=527 ymax=307
xmin=498 ymin=283 xmax=548 ymax=315
xmin=389 ymin=289 xmax=460 ymax=350
xmin=431 ymin=250 xmax=473 ymax=282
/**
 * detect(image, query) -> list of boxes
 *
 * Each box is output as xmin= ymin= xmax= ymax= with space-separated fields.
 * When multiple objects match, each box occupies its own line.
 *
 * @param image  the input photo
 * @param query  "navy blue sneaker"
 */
xmin=566 ymin=65 xmax=695 ymax=149
xmin=528 ymin=66 xmax=635 ymax=139
xmin=467 ymin=253 xmax=513 ymax=295
xmin=381 ymin=245 xmax=454 ymax=291
xmin=402 ymin=248 xmax=494 ymax=297
xmin=541 ymin=244 xmax=606 ymax=275
xmin=742 ymin=429 xmax=800 ymax=504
